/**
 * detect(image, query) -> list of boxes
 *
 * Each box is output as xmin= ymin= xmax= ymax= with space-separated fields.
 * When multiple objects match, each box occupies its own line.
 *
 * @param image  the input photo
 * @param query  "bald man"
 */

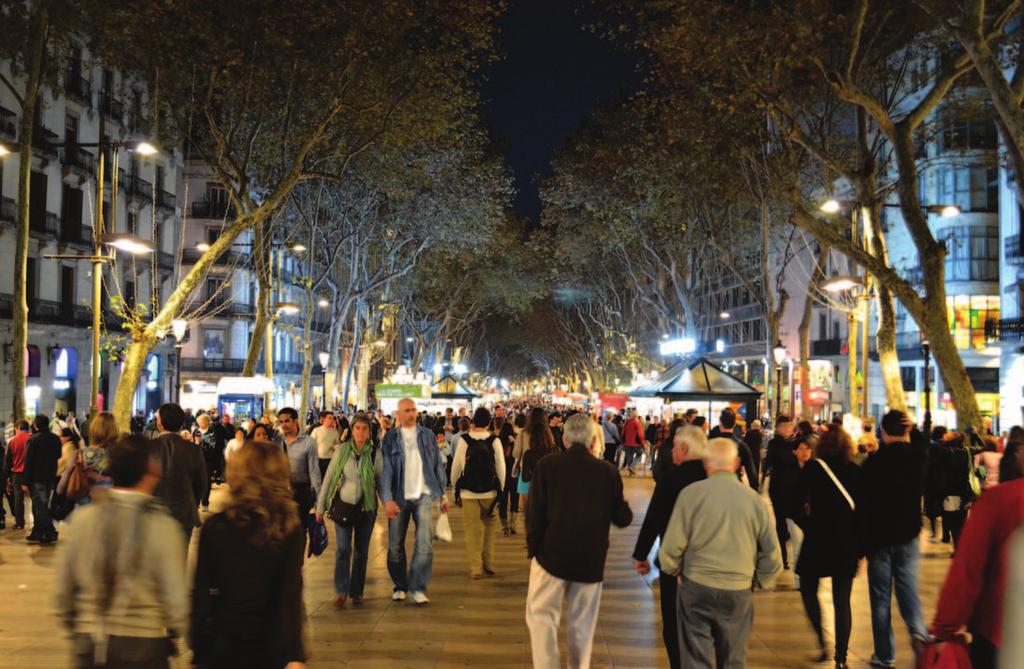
xmin=378 ymin=398 xmax=449 ymax=605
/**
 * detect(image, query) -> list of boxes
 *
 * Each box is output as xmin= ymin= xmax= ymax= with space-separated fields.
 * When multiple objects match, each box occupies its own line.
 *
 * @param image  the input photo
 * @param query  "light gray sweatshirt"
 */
xmin=658 ymin=471 xmax=782 ymax=591
xmin=55 ymin=489 xmax=187 ymax=641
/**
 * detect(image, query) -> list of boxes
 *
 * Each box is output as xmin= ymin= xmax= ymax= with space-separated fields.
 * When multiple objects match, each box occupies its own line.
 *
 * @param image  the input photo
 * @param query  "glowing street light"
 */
xmin=171 ymin=318 xmax=188 ymax=341
xmin=0 ymin=144 xmax=9 ymax=157
xmin=821 ymin=275 xmax=864 ymax=292
xmin=196 ymin=242 xmax=211 ymax=252
xmin=720 ymin=311 xmax=731 ymax=319
xmin=820 ymin=198 xmax=842 ymax=214
xmin=291 ymin=243 xmax=307 ymax=252
xmin=134 ymin=141 xmax=159 ymax=156
xmin=104 ymin=234 xmax=154 ymax=255
xmin=317 ymin=298 xmax=330 ymax=308
xmin=939 ymin=205 xmax=960 ymax=218
xmin=275 ymin=301 xmax=301 ymax=316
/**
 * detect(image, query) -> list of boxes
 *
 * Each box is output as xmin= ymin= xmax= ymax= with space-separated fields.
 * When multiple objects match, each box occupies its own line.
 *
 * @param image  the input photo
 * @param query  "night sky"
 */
xmin=482 ymin=0 xmax=642 ymax=221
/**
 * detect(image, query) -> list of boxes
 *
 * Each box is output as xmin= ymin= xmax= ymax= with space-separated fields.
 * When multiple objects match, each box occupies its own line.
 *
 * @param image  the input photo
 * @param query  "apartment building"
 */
xmin=0 ymin=44 xmax=182 ymax=418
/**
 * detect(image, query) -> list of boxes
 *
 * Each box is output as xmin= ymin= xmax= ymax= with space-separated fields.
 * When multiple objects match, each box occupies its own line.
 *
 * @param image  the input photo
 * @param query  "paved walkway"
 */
xmin=0 ymin=475 xmax=951 ymax=667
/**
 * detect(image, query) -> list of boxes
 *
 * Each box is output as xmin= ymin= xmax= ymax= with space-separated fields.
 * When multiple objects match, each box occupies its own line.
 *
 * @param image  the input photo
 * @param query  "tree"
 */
xmin=99 ymin=0 xmax=501 ymax=428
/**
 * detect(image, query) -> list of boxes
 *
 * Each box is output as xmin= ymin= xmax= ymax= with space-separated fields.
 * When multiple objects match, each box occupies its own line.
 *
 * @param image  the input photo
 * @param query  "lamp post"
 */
xmin=44 ymin=233 xmax=154 ymax=414
xmin=318 ymin=351 xmax=330 ymax=411
xmin=772 ymin=340 xmax=787 ymax=418
xmin=172 ymin=319 xmax=188 ymax=404
xmin=922 ymin=339 xmax=932 ymax=436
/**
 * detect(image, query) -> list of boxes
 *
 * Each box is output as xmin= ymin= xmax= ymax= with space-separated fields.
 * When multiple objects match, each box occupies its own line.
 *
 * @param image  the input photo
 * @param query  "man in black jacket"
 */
xmin=762 ymin=415 xmax=797 ymax=569
xmin=861 ymin=410 xmax=930 ymax=667
xmin=632 ymin=424 xmax=708 ymax=669
xmin=21 ymin=415 xmax=62 ymax=543
xmin=151 ymin=403 xmax=208 ymax=548
xmin=526 ymin=413 xmax=632 ymax=669
xmin=712 ymin=408 xmax=759 ymax=493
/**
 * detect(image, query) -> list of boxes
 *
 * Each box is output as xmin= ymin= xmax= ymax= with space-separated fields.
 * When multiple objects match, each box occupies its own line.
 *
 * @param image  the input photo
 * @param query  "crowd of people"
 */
xmin=1 ymin=398 xmax=1023 ymax=668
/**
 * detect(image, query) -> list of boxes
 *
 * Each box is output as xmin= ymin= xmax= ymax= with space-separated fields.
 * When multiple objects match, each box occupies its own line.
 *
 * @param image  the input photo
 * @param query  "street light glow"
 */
xmin=317 ymin=298 xmax=329 ymax=308
xmin=291 ymin=243 xmax=307 ymax=252
xmin=820 ymin=198 xmax=842 ymax=214
xmin=821 ymin=275 xmax=863 ymax=292
xmin=715 ymin=339 xmax=725 ymax=353
xmin=453 ymin=363 xmax=468 ymax=375
xmin=134 ymin=142 xmax=159 ymax=156
xmin=720 ymin=311 xmax=730 ymax=319
xmin=659 ymin=337 xmax=696 ymax=356
xmin=171 ymin=318 xmax=188 ymax=340
xmin=318 ymin=351 xmax=330 ymax=367
xmin=105 ymin=235 xmax=154 ymax=255
xmin=0 ymin=144 xmax=9 ymax=157
xmin=196 ymin=242 xmax=211 ymax=252
xmin=940 ymin=205 xmax=960 ymax=218
xmin=772 ymin=340 xmax=787 ymax=365
xmin=275 ymin=301 xmax=301 ymax=315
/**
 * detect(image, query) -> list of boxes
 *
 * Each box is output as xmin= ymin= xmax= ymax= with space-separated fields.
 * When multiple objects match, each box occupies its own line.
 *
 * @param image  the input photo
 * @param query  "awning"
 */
xmin=430 ymin=374 xmax=481 ymax=399
xmin=632 ymin=357 xmax=762 ymax=401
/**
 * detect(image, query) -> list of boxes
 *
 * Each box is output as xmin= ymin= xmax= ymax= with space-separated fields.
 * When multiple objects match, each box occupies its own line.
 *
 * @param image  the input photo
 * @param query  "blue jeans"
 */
xmin=30 ymin=482 xmax=55 ymax=537
xmin=387 ymin=494 xmax=434 ymax=593
xmin=334 ymin=512 xmax=376 ymax=598
xmin=867 ymin=537 xmax=928 ymax=663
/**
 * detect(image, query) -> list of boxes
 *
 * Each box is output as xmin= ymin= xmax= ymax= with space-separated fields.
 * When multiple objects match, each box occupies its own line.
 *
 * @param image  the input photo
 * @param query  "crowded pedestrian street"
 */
xmin=1 ymin=474 xmax=953 ymax=668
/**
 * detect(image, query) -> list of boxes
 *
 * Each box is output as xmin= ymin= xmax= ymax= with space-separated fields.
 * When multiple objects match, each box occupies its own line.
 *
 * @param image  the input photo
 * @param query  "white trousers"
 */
xmin=525 ymin=558 xmax=603 ymax=669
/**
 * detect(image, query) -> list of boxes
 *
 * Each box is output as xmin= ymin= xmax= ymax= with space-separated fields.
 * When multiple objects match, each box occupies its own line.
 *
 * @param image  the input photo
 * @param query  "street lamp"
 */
xmin=821 ymin=275 xmax=863 ymax=292
xmin=720 ymin=311 xmax=731 ymax=319
xmin=172 ymin=319 xmax=188 ymax=404
xmin=820 ymin=198 xmax=842 ymax=214
xmin=44 ymin=233 xmax=154 ymax=414
xmin=274 ymin=301 xmax=301 ymax=316
xmin=922 ymin=339 xmax=932 ymax=436
xmin=772 ymin=340 xmax=787 ymax=418
xmin=318 ymin=351 xmax=330 ymax=411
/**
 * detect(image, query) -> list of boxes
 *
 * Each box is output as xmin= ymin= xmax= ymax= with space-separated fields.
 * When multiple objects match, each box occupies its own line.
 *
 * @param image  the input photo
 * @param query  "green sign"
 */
xmin=375 ymin=383 xmax=425 ymax=399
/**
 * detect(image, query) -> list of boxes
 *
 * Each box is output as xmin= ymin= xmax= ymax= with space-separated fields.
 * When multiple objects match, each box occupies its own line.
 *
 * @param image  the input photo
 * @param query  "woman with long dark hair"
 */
xmin=513 ymin=407 xmax=556 ymax=517
xmin=190 ymin=440 xmax=306 ymax=668
xmin=793 ymin=428 xmax=861 ymax=669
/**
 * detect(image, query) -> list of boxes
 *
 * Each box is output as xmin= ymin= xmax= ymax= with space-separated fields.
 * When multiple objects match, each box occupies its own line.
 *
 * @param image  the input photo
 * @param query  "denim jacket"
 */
xmin=378 ymin=425 xmax=447 ymax=504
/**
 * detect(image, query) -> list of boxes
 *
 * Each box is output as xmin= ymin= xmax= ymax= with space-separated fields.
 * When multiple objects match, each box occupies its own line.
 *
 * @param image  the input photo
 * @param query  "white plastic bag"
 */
xmin=435 ymin=512 xmax=453 ymax=542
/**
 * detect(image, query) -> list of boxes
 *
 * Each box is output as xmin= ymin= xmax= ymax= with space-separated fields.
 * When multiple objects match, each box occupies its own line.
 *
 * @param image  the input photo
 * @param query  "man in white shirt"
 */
xmin=310 ymin=411 xmax=342 ymax=479
xmin=379 ymin=398 xmax=449 ymax=605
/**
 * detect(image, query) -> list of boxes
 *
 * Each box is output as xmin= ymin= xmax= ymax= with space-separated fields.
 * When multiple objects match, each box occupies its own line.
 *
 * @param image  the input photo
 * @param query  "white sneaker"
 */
xmin=409 ymin=591 xmax=430 ymax=605
xmin=391 ymin=590 xmax=407 ymax=601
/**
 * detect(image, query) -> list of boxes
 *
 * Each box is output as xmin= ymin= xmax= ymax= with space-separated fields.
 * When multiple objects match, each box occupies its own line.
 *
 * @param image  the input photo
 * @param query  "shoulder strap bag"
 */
xmin=815 ymin=458 xmax=855 ymax=511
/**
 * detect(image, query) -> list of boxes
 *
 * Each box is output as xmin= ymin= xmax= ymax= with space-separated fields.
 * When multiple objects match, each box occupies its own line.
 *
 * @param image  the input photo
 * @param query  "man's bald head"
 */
xmin=397 ymin=398 xmax=418 ymax=427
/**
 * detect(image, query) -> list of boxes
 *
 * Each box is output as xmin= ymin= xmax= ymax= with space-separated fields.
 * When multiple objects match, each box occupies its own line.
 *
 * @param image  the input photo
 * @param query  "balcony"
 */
xmin=181 ymin=247 xmax=246 ymax=267
xmin=188 ymin=199 xmax=235 ymax=220
xmin=61 ymin=146 xmax=96 ymax=177
xmin=0 ymin=106 xmax=15 ymax=142
xmin=32 ymin=127 xmax=59 ymax=158
xmin=157 ymin=189 xmax=176 ymax=211
xmin=126 ymin=174 xmax=153 ymax=202
xmin=1 ymin=196 xmax=15 ymax=224
xmin=100 ymin=93 xmax=124 ymax=123
xmin=811 ymin=338 xmax=843 ymax=356
xmin=104 ymin=167 xmax=126 ymax=186
xmin=29 ymin=211 xmax=59 ymax=237
xmin=987 ymin=317 xmax=1024 ymax=342
xmin=65 ymin=71 xmax=92 ymax=106
xmin=181 ymin=357 xmax=246 ymax=373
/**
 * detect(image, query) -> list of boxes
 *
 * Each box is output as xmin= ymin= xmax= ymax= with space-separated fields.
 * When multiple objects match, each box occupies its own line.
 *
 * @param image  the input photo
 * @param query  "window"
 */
xmin=819 ymin=314 xmax=827 ymax=339
xmin=941 ymin=115 xmax=998 ymax=151
xmin=124 ymin=279 xmax=135 ymax=309
xmin=26 ymin=257 xmax=37 ymax=302
xmin=900 ymin=366 xmax=917 ymax=391
xmin=206 ymin=227 xmax=220 ymax=245
xmin=946 ymin=294 xmax=999 ymax=350
xmin=203 ymin=328 xmax=225 ymax=358
xmin=127 ymin=211 xmax=137 ymax=234
xmin=64 ymin=114 xmax=79 ymax=146
xmin=942 ymin=225 xmax=999 ymax=281
xmin=60 ymin=266 xmax=75 ymax=307
xmin=938 ymin=165 xmax=998 ymax=213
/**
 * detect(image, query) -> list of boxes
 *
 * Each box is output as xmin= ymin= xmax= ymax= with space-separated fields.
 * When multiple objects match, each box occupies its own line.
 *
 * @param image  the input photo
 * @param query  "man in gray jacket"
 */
xmin=56 ymin=434 xmax=187 ymax=667
xmin=659 ymin=437 xmax=782 ymax=668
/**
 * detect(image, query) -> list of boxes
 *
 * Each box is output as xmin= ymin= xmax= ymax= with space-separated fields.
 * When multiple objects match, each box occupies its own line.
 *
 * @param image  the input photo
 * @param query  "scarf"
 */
xmin=326 ymin=439 xmax=377 ymax=513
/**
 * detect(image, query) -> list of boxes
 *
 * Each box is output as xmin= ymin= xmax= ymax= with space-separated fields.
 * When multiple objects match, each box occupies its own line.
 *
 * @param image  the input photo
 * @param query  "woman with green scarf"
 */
xmin=315 ymin=415 xmax=382 ymax=607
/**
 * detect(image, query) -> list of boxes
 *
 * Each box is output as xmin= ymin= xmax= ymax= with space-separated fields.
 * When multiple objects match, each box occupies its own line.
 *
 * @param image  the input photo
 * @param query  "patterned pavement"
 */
xmin=0 ymin=474 xmax=952 ymax=667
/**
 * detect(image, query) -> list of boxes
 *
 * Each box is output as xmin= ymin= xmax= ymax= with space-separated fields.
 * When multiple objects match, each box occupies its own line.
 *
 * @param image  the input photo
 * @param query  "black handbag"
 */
xmin=327 ymin=494 xmax=363 ymax=528
xmin=50 ymin=490 xmax=75 ymax=521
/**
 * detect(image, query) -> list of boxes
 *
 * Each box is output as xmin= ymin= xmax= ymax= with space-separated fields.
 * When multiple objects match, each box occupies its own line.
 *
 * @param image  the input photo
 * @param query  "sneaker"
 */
xmin=25 ymin=534 xmax=40 ymax=544
xmin=332 ymin=595 xmax=347 ymax=608
xmin=391 ymin=590 xmax=407 ymax=601
xmin=501 ymin=527 xmax=511 ymax=537
xmin=352 ymin=596 xmax=364 ymax=606
xmin=14 ymin=523 xmax=24 ymax=530
xmin=39 ymin=534 xmax=57 ymax=545
xmin=409 ymin=591 xmax=430 ymax=605
xmin=869 ymin=655 xmax=895 ymax=668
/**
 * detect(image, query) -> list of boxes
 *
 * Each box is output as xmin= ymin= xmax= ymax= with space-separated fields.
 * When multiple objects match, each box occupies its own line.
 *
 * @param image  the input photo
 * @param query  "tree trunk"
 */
xmin=798 ymin=245 xmax=828 ymax=419
xmin=341 ymin=301 xmax=364 ymax=409
xmin=297 ymin=295 xmax=314 ymax=421
xmin=243 ymin=221 xmax=271 ymax=376
xmin=10 ymin=6 xmax=47 ymax=420
xmin=847 ymin=313 xmax=859 ymax=418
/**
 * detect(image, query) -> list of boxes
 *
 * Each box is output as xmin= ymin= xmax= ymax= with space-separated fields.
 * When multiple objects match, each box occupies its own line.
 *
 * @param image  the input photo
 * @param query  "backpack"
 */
xmin=458 ymin=435 xmax=499 ymax=494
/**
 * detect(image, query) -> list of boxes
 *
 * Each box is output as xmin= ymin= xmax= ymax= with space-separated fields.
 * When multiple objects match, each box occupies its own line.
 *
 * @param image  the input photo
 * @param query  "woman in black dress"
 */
xmin=190 ymin=439 xmax=306 ymax=669
xmin=793 ymin=427 xmax=862 ymax=669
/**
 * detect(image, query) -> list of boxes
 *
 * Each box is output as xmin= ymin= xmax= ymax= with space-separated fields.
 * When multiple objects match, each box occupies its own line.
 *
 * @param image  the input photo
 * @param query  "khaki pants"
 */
xmin=462 ymin=496 xmax=498 ymax=576
xmin=526 ymin=558 xmax=603 ymax=669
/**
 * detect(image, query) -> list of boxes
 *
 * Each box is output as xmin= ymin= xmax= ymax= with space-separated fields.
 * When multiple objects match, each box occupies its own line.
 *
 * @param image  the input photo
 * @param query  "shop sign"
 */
xmin=375 ymin=383 xmax=425 ymax=399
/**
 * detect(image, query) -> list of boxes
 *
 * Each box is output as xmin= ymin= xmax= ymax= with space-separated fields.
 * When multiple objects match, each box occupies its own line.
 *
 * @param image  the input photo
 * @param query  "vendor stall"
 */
xmin=631 ymin=357 xmax=762 ymax=424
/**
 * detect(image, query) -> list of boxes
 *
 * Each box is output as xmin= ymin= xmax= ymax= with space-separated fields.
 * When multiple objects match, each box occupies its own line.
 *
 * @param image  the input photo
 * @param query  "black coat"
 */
xmin=793 ymin=458 xmax=863 ymax=579
xmin=859 ymin=429 xmax=928 ymax=551
xmin=527 ymin=444 xmax=632 ymax=583
xmin=763 ymin=435 xmax=798 ymax=500
xmin=22 ymin=431 xmax=61 ymax=484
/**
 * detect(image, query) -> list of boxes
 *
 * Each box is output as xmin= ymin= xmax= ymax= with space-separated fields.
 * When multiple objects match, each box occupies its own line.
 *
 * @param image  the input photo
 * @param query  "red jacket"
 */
xmin=7 ymin=430 xmax=30 ymax=473
xmin=931 ymin=478 xmax=1024 ymax=646
xmin=622 ymin=418 xmax=644 ymax=448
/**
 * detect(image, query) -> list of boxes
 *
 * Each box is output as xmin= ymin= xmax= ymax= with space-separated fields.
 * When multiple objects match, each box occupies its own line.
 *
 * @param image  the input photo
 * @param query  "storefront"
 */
xmin=52 ymin=347 xmax=79 ymax=414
